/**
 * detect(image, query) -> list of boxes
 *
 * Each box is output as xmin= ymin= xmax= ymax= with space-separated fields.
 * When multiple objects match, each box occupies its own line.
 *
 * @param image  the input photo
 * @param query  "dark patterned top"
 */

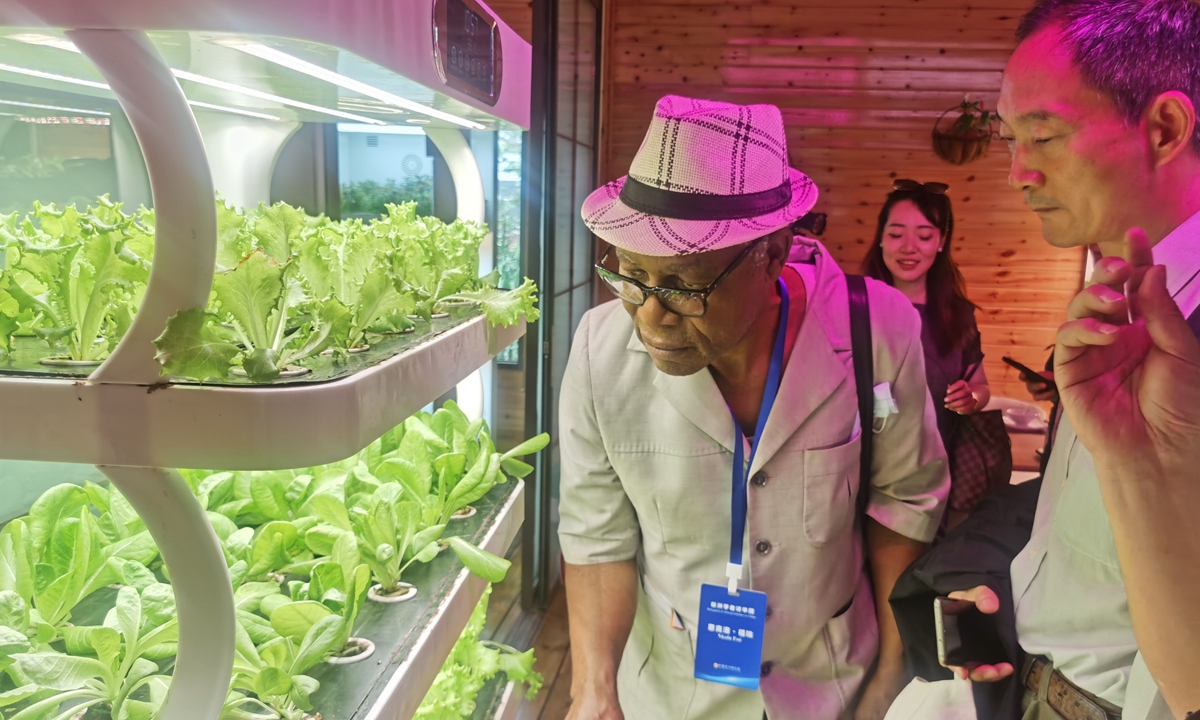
xmin=913 ymin=302 xmax=984 ymax=456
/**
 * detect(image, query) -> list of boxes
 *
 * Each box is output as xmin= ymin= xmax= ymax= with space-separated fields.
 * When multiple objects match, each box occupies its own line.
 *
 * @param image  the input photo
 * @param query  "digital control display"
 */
xmin=445 ymin=0 xmax=495 ymax=97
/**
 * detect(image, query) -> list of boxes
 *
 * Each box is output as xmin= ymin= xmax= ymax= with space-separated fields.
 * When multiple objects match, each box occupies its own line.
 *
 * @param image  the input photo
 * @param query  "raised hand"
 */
xmin=943 ymin=380 xmax=978 ymax=414
xmin=1053 ymin=229 xmax=1200 ymax=478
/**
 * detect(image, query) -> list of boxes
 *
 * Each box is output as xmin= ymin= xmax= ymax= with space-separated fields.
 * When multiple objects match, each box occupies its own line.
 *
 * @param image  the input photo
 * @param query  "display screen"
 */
xmin=445 ymin=0 xmax=495 ymax=97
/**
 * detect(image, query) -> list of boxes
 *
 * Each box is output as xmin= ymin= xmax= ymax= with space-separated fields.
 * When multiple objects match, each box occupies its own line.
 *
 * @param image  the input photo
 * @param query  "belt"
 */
xmin=1022 ymin=656 xmax=1122 ymax=720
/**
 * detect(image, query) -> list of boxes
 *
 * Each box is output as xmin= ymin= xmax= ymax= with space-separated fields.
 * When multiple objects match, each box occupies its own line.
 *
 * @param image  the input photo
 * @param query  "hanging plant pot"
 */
xmin=326 ymin=637 xmax=375 ymax=664
xmin=368 ymin=582 xmax=417 ymax=604
xmin=450 ymin=506 xmax=477 ymax=521
xmin=38 ymin=357 xmax=101 ymax=367
xmin=931 ymin=99 xmax=996 ymax=165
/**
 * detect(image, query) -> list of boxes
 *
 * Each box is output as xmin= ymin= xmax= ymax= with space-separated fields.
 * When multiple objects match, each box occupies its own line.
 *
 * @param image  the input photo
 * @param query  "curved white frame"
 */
xmin=424 ymin=127 xmax=492 ymax=424
xmin=72 ymin=29 xmax=218 ymax=386
xmin=65 ymin=29 xmax=235 ymax=720
xmin=99 ymin=466 xmax=235 ymax=720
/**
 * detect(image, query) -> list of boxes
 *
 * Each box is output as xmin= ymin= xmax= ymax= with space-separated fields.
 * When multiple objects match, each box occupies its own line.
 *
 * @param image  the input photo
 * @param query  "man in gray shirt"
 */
xmin=940 ymin=0 xmax=1200 ymax=718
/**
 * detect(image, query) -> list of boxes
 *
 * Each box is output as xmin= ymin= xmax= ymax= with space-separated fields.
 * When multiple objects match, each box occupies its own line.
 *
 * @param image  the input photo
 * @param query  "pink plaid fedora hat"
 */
xmin=581 ymin=95 xmax=817 ymax=256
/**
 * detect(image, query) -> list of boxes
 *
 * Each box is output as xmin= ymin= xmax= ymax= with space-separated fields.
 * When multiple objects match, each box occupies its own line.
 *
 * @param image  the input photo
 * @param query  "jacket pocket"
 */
xmin=802 ymin=431 xmax=862 ymax=547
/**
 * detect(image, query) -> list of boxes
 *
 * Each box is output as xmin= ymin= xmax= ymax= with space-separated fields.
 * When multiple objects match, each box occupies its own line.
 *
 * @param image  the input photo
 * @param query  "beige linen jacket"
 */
xmin=558 ymin=241 xmax=949 ymax=720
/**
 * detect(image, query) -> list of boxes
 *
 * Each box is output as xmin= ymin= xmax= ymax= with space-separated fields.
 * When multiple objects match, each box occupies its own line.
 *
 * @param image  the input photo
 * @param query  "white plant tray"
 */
xmin=352 ymin=480 xmax=525 ymax=720
xmin=0 ymin=316 xmax=523 ymax=470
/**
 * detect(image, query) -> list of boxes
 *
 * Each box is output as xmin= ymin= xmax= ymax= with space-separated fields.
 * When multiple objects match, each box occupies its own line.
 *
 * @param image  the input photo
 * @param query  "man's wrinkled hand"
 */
xmin=1054 ymin=229 xmax=1200 ymax=478
xmin=943 ymin=586 xmax=1015 ymax=683
xmin=565 ymin=684 xmax=625 ymax=720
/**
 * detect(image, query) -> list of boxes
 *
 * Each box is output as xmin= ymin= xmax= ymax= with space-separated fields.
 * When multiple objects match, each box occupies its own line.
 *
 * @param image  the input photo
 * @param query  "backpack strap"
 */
xmin=846 ymin=275 xmax=874 ymax=519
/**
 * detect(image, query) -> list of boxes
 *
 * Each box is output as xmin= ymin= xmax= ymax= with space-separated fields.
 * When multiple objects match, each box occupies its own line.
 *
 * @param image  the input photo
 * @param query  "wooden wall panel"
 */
xmin=599 ymin=0 xmax=1085 ymax=403
xmin=490 ymin=0 xmax=534 ymax=44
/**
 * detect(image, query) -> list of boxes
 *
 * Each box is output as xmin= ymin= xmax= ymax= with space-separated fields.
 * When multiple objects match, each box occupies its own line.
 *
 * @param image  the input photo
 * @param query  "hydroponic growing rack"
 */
xmin=0 ymin=1 xmax=532 ymax=718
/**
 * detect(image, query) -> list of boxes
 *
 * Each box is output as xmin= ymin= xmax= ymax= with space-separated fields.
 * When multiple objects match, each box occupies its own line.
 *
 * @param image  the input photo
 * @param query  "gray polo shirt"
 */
xmin=1010 ymin=210 xmax=1200 ymax=718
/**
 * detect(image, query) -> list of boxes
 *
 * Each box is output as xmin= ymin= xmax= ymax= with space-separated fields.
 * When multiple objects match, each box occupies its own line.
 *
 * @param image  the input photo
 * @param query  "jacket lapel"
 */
xmin=627 ymin=331 xmax=738 ymax=454
xmin=748 ymin=302 xmax=849 ymax=474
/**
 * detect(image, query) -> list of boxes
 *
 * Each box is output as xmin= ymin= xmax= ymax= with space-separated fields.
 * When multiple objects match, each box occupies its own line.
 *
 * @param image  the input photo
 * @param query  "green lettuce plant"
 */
xmin=379 ymin=403 xmax=547 ymax=526
xmin=0 ymin=408 xmax=548 ymax=719
xmin=155 ymin=199 xmax=539 ymax=382
xmin=221 ymin=521 xmax=317 ymax=584
xmin=197 ymin=470 xmax=327 ymax=531
xmin=415 ymin=586 xmax=542 ymax=720
xmin=438 ymin=278 xmax=540 ymax=328
xmin=0 ymin=485 xmax=159 ymax=640
xmin=155 ymin=249 xmax=351 ymax=382
xmin=297 ymin=217 xmax=416 ymax=347
xmin=9 ymin=584 xmax=178 ymax=720
xmin=307 ymin=485 xmax=450 ymax=594
xmin=0 ymin=197 xmax=153 ymax=360
xmin=228 ymin=616 xmax=329 ymax=720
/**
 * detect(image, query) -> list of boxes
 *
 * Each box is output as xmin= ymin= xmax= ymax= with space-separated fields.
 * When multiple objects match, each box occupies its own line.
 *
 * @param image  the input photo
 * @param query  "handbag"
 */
xmin=947 ymin=402 xmax=1012 ymax=512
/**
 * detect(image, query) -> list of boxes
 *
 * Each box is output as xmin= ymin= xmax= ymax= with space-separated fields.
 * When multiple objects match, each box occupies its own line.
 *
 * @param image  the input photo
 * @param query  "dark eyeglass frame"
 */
xmin=893 ymin=178 xmax=949 ymax=195
xmin=594 ymin=238 xmax=765 ymax=318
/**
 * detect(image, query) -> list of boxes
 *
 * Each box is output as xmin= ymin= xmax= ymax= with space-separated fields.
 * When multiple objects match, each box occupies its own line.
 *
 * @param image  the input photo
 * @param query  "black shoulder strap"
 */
xmin=846 ymin=275 xmax=874 ymax=518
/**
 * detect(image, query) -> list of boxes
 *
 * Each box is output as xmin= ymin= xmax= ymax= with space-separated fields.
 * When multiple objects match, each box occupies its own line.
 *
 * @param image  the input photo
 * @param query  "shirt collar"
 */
xmin=1152 ymin=209 xmax=1200 ymax=299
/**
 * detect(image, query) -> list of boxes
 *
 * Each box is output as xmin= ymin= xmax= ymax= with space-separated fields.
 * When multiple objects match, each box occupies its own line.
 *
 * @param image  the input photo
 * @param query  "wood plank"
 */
xmin=613 ymin=65 xmax=1004 ymax=92
xmin=617 ymin=42 xmax=1014 ymax=67
xmin=538 ymin=653 xmax=575 ymax=720
xmin=489 ymin=0 xmax=534 ymax=44
xmin=611 ymin=25 xmax=1019 ymax=46
xmin=516 ymin=589 xmax=572 ymax=720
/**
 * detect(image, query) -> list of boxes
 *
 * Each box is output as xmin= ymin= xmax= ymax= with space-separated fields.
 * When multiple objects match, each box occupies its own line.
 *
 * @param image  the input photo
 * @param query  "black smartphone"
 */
xmin=934 ymin=597 xmax=1009 ymax=668
xmin=1002 ymin=356 xmax=1055 ymax=389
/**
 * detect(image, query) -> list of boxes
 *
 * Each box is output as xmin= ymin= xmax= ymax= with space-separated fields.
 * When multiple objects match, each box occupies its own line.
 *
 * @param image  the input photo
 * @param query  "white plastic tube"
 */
xmin=425 ymin=127 xmax=491 ymax=424
xmin=98 ymin=466 xmax=234 ymax=720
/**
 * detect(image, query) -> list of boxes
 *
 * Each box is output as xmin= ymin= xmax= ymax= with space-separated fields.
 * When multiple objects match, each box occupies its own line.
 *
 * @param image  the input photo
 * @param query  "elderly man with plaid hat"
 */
xmin=556 ymin=95 xmax=950 ymax=720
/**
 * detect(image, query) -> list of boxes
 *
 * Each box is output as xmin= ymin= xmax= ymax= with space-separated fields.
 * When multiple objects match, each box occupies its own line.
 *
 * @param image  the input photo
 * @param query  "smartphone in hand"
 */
xmin=935 ymin=596 xmax=1009 ymax=668
xmin=1002 ymin=356 xmax=1056 ymax=390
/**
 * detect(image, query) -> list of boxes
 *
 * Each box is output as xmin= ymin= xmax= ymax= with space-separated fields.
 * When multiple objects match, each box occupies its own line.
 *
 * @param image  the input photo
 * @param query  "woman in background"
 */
xmin=864 ymin=179 xmax=993 ymax=529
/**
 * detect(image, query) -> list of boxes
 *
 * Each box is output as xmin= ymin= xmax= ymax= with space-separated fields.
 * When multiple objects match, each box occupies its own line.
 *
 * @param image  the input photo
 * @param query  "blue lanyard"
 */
xmin=726 ymin=276 xmax=789 ymax=593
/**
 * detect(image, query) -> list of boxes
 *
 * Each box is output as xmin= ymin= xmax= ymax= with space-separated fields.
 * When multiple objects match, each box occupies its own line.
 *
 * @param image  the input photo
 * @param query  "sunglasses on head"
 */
xmin=893 ymin=179 xmax=949 ymax=195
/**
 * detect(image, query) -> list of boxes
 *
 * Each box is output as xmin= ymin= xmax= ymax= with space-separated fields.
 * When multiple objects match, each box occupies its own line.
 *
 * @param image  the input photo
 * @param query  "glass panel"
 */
xmin=555 ymin=0 xmax=578 ymax=139
xmin=554 ymin=135 xmax=574 ymax=293
xmin=495 ymin=130 xmax=524 ymax=292
xmin=335 ymin=125 xmax=434 ymax=219
xmin=0 ymin=49 xmax=152 ymax=370
xmin=573 ymin=141 xmax=595 ymax=286
xmin=575 ymin=0 xmax=598 ymax=146
xmin=495 ymin=129 xmax=524 ymax=364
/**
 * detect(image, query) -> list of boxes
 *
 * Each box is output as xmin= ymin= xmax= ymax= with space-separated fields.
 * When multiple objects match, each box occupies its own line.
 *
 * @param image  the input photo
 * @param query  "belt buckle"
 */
xmin=1022 ymin=656 xmax=1120 ymax=720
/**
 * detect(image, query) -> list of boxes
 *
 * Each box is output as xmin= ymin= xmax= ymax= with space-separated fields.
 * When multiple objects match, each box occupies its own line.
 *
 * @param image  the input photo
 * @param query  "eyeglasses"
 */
xmin=594 ymin=238 xmax=765 ymax=317
xmin=893 ymin=179 xmax=949 ymax=195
